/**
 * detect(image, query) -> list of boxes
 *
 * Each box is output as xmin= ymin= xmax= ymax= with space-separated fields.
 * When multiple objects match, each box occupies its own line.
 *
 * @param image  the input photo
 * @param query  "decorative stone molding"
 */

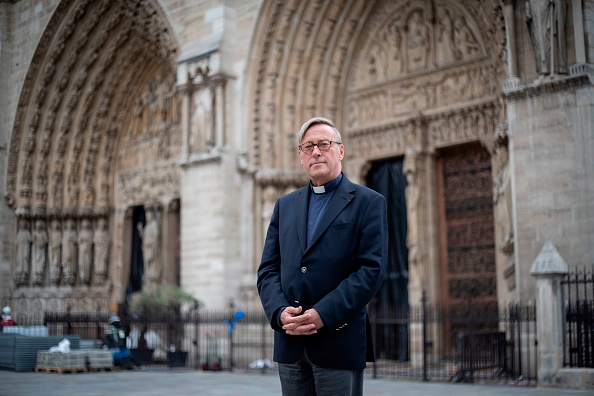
xmin=503 ymin=72 xmax=593 ymax=101
xmin=254 ymin=169 xmax=308 ymax=189
xmin=116 ymin=165 xmax=180 ymax=208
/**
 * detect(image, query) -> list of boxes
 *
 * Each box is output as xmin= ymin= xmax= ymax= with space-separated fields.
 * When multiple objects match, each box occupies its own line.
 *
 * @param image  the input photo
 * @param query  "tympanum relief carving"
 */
xmin=346 ymin=1 xmax=503 ymax=164
xmin=116 ymin=70 xmax=181 ymax=208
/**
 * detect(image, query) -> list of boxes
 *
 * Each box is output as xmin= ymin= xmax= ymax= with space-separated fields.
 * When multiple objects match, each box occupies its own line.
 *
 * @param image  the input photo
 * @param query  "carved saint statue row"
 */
xmin=14 ymin=217 xmax=109 ymax=287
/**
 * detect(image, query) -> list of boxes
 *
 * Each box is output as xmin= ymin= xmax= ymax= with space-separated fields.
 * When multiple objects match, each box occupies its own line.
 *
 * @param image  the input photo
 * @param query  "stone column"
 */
xmin=529 ymin=240 xmax=568 ymax=386
xmin=111 ymin=208 xmax=132 ymax=312
xmin=214 ymin=79 xmax=226 ymax=148
xmin=572 ymin=0 xmax=586 ymax=65
xmin=502 ymin=0 xmax=521 ymax=91
xmin=163 ymin=200 xmax=180 ymax=285
xmin=569 ymin=0 xmax=594 ymax=78
xmin=180 ymin=84 xmax=192 ymax=161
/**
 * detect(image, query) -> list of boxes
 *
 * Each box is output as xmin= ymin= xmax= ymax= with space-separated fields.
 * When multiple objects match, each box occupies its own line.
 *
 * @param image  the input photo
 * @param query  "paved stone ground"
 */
xmin=1 ymin=368 xmax=592 ymax=396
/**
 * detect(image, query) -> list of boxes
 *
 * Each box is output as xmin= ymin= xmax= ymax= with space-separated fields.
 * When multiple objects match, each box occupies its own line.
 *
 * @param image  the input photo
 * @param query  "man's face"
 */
xmin=298 ymin=123 xmax=344 ymax=186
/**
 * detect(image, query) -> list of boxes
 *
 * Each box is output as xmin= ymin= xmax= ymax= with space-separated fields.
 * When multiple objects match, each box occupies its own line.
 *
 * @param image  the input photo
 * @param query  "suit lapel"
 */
xmin=294 ymin=188 xmax=309 ymax=253
xmin=306 ymin=178 xmax=355 ymax=251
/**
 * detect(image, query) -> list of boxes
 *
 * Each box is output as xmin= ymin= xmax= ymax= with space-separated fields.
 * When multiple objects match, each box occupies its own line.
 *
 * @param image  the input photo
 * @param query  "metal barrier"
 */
xmin=4 ymin=301 xmax=539 ymax=384
xmin=562 ymin=266 xmax=594 ymax=368
xmin=449 ymin=331 xmax=508 ymax=383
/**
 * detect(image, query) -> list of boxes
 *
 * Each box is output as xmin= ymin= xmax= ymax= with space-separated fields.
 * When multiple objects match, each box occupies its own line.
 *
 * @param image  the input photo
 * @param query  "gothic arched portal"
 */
xmin=6 ymin=0 xmax=180 ymax=312
xmin=248 ymin=0 xmax=507 ymax=311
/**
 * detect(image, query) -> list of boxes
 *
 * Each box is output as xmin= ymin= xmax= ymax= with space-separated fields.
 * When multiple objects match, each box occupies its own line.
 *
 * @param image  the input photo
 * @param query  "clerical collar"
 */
xmin=310 ymin=173 xmax=342 ymax=194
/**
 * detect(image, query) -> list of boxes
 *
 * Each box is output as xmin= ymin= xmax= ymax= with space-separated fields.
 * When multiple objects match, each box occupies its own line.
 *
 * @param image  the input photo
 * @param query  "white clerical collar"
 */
xmin=310 ymin=173 xmax=343 ymax=195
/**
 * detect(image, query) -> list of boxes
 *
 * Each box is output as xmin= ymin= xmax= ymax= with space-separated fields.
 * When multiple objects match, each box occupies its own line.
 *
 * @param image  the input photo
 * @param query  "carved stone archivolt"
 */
xmin=7 ymin=0 xmax=178 ymax=214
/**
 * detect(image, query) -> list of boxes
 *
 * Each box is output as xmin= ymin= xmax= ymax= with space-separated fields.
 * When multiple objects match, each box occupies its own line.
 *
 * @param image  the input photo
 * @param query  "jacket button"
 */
xmin=301 ymin=267 xmax=307 ymax=273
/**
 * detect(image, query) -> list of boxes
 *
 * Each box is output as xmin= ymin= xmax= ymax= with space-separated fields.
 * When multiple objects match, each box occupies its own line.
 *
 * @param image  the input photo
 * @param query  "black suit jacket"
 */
xmin=257 ymin=175 xmax=388 ymax=370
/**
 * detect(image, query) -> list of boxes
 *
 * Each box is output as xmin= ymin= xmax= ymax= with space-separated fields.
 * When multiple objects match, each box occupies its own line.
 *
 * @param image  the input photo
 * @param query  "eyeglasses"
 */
xmin=299 ymin=140 xmax=342 ymax=155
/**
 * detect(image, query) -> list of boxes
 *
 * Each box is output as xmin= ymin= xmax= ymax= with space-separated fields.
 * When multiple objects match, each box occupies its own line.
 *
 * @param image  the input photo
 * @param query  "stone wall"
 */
xmin=507 ymin=79 xmax=594 ymax=300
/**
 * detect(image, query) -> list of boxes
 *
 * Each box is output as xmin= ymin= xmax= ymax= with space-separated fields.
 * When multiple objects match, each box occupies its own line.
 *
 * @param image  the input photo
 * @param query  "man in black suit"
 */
xmin=257 ymin=117 xmax=388 ymax=395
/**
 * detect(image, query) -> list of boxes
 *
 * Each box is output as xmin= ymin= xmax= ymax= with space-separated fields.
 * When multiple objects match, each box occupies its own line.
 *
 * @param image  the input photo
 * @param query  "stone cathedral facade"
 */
xmin=0 ymin=0 xmax=592 ymax=316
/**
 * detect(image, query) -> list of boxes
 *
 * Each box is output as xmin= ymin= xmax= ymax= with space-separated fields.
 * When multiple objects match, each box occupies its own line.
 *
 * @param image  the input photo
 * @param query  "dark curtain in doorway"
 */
xmin=126 ymin=206 xmax=146 ymax=305
xmin=366 ymin=159 xmax=409 ymax=361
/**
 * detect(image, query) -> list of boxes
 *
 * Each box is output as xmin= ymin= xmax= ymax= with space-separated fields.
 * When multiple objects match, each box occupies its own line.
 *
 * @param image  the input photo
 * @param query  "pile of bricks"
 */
xmin=85 ymin=350 xmax=114 ymax=371
xmin=35 ymin=350 xmax=113 ymax=373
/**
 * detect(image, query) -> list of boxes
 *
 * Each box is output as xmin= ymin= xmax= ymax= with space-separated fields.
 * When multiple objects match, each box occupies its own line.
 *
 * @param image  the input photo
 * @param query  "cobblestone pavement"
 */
xmin=1 ymin=368 xmax=592 ymax=396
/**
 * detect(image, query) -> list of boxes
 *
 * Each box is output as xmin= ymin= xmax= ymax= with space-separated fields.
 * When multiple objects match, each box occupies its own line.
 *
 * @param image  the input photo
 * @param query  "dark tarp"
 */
xmin=366 ymin=159 xmax=409 ymax=360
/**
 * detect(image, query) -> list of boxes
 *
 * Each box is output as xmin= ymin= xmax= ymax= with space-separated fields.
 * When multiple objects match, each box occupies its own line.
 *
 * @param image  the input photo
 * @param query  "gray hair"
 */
xmin=296 ymin=117 xmax=343 ymax=145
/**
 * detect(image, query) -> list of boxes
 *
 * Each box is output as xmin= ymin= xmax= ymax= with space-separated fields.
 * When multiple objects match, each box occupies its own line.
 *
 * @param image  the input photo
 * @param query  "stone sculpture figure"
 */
xmin=49 ymin=219 xmax=62 ymax=284
xmin=436 ymin=6 xmax=457 ymax=63
xmin=78 ymin=219 xmax=93 ymax=285
xmin=525 ymin=0 xmax=567 ymax=75
xmin=493 ymin=141 xmax=514 ymax=253
xmin=32 ymin=219 xmax=49 ymax=285
xmin=190 ymin=87 xmax=214 ymax=153
xmin=453 ymin=16 xmax=480 ymax=59
xmin=93 ymin=218 xmax=109 ymax=285
xmin=404 ymin=149 xmax=421 ymax=287
xmin=15 ymin=219 xmax=32 ymax=286
xmin=62 ymin=218 xmax=78 ymax=285
xmin=407 ymin=11 xmax=429 ymax=70
xmin=137 ymin=210 xmax=161 ymax=285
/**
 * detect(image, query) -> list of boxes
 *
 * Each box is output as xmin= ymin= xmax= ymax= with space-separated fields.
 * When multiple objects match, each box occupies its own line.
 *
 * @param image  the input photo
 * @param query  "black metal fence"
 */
xmin=562 ymin=266 xmax=594 ymax=368
xmin=36 ymin=309 xmax=273 ymax=372
xmin=5 ymin=300 xmax=539 ymax=385
xmin=368 ymin=300 xmax=537 ymax=384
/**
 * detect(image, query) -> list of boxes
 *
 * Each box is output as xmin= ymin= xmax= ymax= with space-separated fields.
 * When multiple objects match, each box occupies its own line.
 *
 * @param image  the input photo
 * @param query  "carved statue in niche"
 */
xmin=62 ymin=218 xmax=78 ymax=285
xmin=453 ymin=15 xmax=480 ymax=60
xmin=387 ymin=21 xmax=403 ymax=76
xmin=190 ymin=86 xmax=214 ymax=153
xmin=407 ymin=10 xmax=429 ymax=71
xmin=404 ymin=148 xmax=423 ymax=288
xmin=131 ymin=96 xmax=146 ymax=136
xmin=15 ymin=218 xmax=32 ymax=286
xmin=525 ymin=0 xmax=567 ymax=76
xmin=492 ymin=136 xmax=514 ymax=256
xmin=436 ymin=6 xmax=457 ymax=64
xmin=49 ymin=219 xmax=62 ymax=285
xmin=93 ymin=218 xmax=109 ymax=285
xmin=32 ymin=219 xmax=49 ymax=285
xmin=78 ymin=219 xmax=93 ymax=285
xmin=137 ymin=209 xmax=161 ymax=286
xmin=367 ymin=26 xmax=399 ymax=84
xmin=149 ymin=80 xmax=163 ymax=125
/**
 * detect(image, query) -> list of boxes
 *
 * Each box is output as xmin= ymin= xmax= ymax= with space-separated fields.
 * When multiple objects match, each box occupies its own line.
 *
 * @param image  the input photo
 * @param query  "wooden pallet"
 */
xmin=87 ymin=366 xmax=113 ymax=372
xmin=35 ymin=366 xmax=87 ymax=374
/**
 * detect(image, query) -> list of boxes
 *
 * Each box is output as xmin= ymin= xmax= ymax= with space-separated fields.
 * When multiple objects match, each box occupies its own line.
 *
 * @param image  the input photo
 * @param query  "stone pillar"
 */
xmin=529 ymin=240 xmax=568 ymax=386
xmin=502 ymin=0 xmax=521 ymax=91
xmin=569 ymin=0 xmax=594 ymax=78
xmin=163 ymin=200 xmax=180 ymax=285
xmin=572 ymin=0 xmax=586 ymax=65
xmin=214 ymin=79 xmax=226 ymax=148
xmin=180 ymin=84 xmax=192 ymax=161
xmin=111 ymin=207 xmax=132 ymax=311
